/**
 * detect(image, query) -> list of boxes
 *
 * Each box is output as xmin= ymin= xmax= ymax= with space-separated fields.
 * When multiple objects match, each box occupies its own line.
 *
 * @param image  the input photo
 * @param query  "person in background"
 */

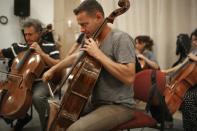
xmin=134 ymin=35 xmax=159 ymax=70
xmin=0 ymin=18 xmax=60 ymax=131
xmin=43 ymin=0 xmax=136 ymax=130
xmin=172 ymin=34 xmax=191 ymax=67
xmin=181 ymin=29 xmax=197 ymax=131
xmin=162 ymin=34 xmax=191 ymax=129
xmin=43 ymin=24 xmax=62 ymax=51
xmin=162 ymin=30 xmax=197 ymax=130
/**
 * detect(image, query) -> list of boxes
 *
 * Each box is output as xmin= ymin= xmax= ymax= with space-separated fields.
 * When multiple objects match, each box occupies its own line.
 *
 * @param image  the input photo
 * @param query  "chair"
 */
xmin=112 ymin=69 xmax=166 ymax=131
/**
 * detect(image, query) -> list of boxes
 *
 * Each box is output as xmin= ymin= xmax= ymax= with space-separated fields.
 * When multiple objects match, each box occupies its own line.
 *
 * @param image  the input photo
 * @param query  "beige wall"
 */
xmin=54 ymin=0 xmax=81 ymax=58
xmin=0 ymin=0 xmax=54 ymax=49
xmin=54 ymin=0 xmax=197 ymax=69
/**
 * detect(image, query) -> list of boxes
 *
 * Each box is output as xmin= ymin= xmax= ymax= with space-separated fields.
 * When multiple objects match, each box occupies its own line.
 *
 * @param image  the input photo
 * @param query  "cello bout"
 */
xmin=0 ymin=52 xmax=45 ymax=119
xmin=164 ymin=62 xmax=197 ymax=114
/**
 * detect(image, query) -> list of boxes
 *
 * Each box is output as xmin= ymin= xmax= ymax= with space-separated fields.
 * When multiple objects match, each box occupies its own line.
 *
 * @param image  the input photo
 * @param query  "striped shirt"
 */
xmin=2 ymin=41 xmax=60 ymax=60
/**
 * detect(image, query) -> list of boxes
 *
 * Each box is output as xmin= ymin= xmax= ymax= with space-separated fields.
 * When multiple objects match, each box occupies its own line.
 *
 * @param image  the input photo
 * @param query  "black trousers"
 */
xmin=181 ymin=85 xmax=197 ymax=131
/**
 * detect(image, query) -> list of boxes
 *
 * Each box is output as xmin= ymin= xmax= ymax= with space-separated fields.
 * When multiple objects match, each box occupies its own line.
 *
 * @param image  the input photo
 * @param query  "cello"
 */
xmin=47 ymin=0 xmax=130 ymax=130
xmin=129 ymin=54 xmax=197 ymax=115
xmin=163 ymin=54 xmax=197 ymax=114
xmin=0 ymin=28 xmax=51 ymax=119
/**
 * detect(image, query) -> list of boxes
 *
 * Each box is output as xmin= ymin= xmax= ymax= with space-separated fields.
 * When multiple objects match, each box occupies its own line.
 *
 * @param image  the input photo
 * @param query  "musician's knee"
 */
xmin=32 ymin=82 xmax=49 ymax=107
xmin=32 ymin=94 xmax=47 ymax=110
xmin=67 ymin=123 xmax=85 ymax=131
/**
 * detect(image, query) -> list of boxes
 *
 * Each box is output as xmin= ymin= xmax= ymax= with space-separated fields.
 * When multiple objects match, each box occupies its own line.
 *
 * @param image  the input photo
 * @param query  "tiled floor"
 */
xmin=0 ymin=101 xmax=184 ymax=131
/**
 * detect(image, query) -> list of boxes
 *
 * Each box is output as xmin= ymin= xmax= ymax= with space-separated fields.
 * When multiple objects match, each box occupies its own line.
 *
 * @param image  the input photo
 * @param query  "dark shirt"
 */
xmin=2 ymin=41 xmax=60 ymax=60
xmin=2 ymin=41 xmax=60 ymax=70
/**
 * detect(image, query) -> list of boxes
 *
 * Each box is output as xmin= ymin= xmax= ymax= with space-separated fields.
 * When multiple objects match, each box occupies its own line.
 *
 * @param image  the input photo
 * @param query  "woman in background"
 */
xmin=172 ymin=34 xmax=191 ymax=67
xmin=181 ymin=29 xmax=197 ymax=131
xmin=135 ymin=35 xmax=159 ymax=70
xmin=162 ymin=33 xmax=191 ymax=129
xmin=163 ymin=30 xmax=197 ymax=130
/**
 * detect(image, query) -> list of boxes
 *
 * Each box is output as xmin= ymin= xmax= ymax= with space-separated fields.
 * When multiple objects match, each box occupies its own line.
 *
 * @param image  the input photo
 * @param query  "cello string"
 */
xmin=0 ymin=70 xmax=23 ymax=78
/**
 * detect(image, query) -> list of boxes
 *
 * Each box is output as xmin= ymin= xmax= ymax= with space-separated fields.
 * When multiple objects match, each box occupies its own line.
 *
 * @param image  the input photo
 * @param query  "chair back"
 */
xmin=133 ymin=69 xmax=166 ymax=104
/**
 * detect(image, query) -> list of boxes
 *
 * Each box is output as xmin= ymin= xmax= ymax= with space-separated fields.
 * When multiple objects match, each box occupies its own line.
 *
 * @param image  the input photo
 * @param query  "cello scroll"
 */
xmin=107 ymin=0 xmax=130 ymax=23
xmin=93 ymin=0 xmax=130 ymax=39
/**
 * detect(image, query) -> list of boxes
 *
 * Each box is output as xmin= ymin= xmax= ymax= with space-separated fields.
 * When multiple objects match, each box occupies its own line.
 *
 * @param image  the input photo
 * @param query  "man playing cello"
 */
xmin=0 ymin=18 xmax=60 ymax=131
xmin=43 ymin=0 xmax=136 ymax=130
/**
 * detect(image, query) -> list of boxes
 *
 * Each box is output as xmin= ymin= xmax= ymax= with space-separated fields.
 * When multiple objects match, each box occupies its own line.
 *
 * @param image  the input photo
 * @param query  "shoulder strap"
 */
xmin=145 ymin=70 xmax=170 ymax=131
xmin=145 ymin=70 xmax=157 ymax=111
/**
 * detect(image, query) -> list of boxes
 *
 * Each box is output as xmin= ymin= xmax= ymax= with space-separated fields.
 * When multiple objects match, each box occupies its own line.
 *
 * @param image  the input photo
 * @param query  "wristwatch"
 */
xmin=0 ymin=16 xmax=8 ymax=25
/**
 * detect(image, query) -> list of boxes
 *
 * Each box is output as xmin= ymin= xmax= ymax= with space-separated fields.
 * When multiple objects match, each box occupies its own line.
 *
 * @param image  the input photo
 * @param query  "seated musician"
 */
xmin=181 ymin=28 xmax=197 ymax=131
xmin=0 ymin=18 xmax=60 ymax=131
xmin=162 ymin=29 xmax=197 ymax=130
xmin=43 ymin=0 xmax=136 ymax=130
xmin=160 ymin=34 xmax=191 ymax=129
xmin=135 ymin=35 xmax=159 ymax=70
xmin=172 ymin=34 xmax=191 ymax=67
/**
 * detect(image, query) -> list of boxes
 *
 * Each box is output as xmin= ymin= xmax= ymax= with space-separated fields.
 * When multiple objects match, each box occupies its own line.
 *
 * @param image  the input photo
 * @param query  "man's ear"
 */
xmin=95 ymin=11 xmax=103 ymax=20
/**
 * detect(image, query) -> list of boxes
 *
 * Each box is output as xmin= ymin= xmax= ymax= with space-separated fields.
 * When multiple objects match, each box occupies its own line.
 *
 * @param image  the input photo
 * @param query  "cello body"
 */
xmin=48 ymin=55 xmax=102 ymax=131
xmin=164 ymin=61 xmax=197 ymax=114
xmin=0 ymin=51 xmax=45 ymax=119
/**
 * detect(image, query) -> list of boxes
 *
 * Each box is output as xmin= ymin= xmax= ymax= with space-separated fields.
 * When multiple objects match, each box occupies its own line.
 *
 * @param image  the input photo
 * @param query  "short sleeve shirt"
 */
xmin=91 ymin=29 xmax=136 ymax=108
xmin=143 ymin=49 xmax=158 ymax=64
